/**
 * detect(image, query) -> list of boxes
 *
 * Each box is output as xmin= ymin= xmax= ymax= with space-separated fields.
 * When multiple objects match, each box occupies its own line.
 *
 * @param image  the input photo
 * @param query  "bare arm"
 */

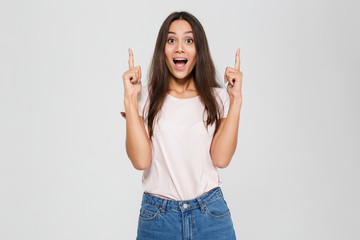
xmin=210 ymin=99 xmax=242 ymax=168
xmin=210 ymin=48 xmax=243 ymax=168
xmin=122 ymin=48 xmax=152 ymax=170
xmin=124 ymin=95 xmax=152 ymax=170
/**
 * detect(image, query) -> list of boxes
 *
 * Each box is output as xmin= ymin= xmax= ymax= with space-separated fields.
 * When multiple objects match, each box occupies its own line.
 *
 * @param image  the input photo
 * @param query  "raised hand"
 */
xmin=224 ymin=48 xmax=243 ymax=100
xmin=122 ymin=48 xmax=142 ymax=97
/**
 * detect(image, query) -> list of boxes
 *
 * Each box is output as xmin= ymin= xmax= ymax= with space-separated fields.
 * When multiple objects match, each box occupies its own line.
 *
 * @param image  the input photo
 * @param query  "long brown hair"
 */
xmin=143 ymin=11 xmax=225 ymax=141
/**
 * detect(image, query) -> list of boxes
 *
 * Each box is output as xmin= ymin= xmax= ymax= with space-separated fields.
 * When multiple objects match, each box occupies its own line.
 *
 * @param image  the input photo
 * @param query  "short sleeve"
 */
xmin=120 ymin=85 xmax=149 ymax=119
xmin=215 ymin=87 xmax=230 ymax=119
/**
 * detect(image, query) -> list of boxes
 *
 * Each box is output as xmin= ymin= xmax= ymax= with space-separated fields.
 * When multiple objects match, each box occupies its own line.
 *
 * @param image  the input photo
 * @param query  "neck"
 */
xmin=168 ymin=74 xmax=196 ymax=93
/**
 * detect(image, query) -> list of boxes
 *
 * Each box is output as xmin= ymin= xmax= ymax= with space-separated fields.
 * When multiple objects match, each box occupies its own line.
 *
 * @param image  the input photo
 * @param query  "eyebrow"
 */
xmin=168 ymin=31 xmax=193 ymax=34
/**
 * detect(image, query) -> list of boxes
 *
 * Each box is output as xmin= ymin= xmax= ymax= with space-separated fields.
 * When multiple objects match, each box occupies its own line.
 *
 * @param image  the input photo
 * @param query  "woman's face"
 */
xmin=165 ymin=20 xmax=197 ymax=81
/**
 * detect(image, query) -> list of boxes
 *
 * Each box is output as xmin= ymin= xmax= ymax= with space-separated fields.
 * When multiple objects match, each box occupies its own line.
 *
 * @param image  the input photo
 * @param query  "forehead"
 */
xmin=168 ymin=20 xmax=193 ymax=34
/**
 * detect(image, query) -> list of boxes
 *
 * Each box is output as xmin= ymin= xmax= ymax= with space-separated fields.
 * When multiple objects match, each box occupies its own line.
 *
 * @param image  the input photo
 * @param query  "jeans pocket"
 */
xmin=138 ymin=202 xmax=160 ymax=221
xmin=204 ymin=196 xmax=231 ymax=219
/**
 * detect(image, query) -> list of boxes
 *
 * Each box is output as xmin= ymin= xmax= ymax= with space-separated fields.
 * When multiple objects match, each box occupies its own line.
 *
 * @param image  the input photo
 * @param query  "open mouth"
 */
xmin=173 ymin=58 xmax=188 ymax=70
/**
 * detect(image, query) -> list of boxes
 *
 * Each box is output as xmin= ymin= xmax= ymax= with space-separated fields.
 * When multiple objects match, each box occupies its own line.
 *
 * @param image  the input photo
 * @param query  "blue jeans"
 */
xmin=136 ymin=187 xmax=236 ymax=240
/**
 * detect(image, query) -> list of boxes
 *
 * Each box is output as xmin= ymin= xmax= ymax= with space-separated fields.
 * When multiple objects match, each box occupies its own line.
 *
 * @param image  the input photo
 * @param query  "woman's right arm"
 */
xmin=122 ymin=49 xmax=152 ymax=170
xmin=124 ymin=95 xmax=152 ymax=170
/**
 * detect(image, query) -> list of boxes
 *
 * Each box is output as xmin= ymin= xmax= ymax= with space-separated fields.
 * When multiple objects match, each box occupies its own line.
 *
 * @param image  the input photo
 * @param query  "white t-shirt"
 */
xmin=120 ymin=85 xmax=230 ymax=200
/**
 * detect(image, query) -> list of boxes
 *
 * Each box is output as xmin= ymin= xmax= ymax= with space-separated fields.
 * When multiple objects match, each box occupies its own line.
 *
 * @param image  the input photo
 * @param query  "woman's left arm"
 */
xmin=210 ymin=49 xmax=243 ymax=168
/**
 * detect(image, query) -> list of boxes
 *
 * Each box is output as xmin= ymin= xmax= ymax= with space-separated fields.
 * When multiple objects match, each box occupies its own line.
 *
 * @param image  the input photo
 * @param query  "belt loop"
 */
xmin=196 ymin=197 xmax=206 ymax=213
xmin=160 ymin=199 xmax=167 ymax=215
xmin=219 ymin=187 xmax=223 ymax=197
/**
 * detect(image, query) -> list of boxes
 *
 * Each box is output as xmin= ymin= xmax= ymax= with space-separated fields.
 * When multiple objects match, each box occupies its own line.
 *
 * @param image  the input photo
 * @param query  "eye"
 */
xmin=185 ymin=38 xmax=194 ymax=44
xmin=168 ymin=38 xmax=175 ymax=44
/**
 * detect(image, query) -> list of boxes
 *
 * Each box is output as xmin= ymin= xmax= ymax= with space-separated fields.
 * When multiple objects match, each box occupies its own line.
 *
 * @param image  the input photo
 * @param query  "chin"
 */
xmin=171 ymin=72 xmax=193 ymax=81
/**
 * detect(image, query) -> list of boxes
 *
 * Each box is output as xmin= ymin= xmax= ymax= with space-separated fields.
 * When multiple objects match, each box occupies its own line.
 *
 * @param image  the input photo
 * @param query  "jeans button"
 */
xmin=183 ymin=203 xmax=188 ymax=209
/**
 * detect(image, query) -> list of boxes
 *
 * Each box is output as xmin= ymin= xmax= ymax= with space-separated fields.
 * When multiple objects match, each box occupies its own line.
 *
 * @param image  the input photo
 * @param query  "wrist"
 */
xmin=124 ymin=93 xmax=138 ymax=101
xmin=230 ymin=95 xmax=242 ymax=105
xmin=124 ymin=94 xmax=138 ymax=108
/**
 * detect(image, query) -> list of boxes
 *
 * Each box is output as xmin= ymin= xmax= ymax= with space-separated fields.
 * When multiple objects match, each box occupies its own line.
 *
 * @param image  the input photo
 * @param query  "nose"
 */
xmin=175 ymin=41 xmax=184 ymax=53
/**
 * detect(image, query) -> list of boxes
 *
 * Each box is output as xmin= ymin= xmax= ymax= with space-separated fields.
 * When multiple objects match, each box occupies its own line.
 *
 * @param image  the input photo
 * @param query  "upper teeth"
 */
xmin=175 ymin=58 xmax=186 ymax=61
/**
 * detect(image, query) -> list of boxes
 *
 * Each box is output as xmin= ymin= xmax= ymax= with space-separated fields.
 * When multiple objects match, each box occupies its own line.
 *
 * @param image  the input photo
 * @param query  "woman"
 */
xmin=121 ymin=11 xmax=243 ymax=240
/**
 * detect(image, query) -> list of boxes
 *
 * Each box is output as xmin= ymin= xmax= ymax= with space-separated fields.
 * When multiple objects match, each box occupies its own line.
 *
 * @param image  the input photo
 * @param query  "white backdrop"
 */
xmin=1 ymin=0 xmax=359 ymax=239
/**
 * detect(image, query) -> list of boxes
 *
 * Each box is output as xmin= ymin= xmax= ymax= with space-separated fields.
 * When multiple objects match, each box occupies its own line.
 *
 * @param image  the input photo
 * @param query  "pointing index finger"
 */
xmin=128 ymin=48 xmax=134 ymax=69
xmin=235 ymin=48 xmax=240 ymax=70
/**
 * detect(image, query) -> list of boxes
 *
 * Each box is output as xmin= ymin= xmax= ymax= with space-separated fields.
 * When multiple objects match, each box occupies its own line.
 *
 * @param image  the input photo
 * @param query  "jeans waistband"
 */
xmin=141 ymin=187 xmax=223 ymax=212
